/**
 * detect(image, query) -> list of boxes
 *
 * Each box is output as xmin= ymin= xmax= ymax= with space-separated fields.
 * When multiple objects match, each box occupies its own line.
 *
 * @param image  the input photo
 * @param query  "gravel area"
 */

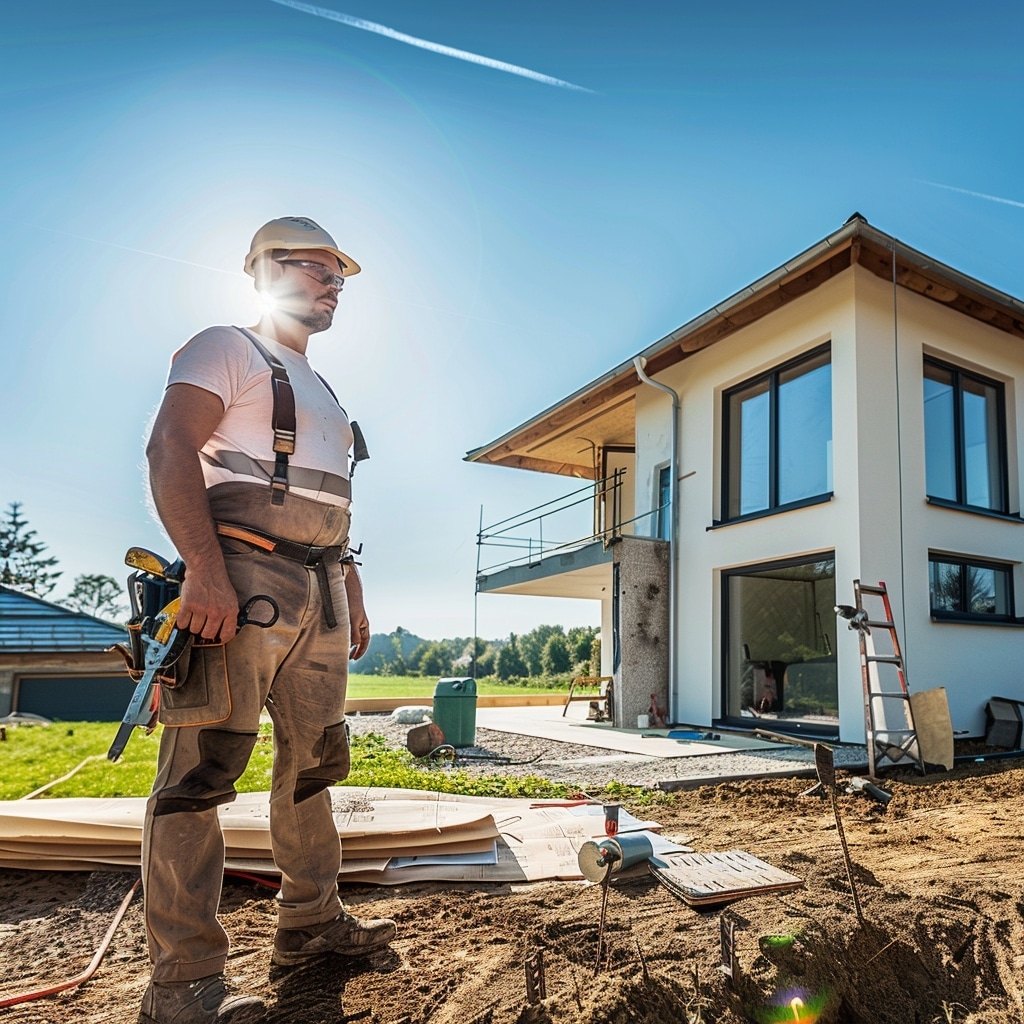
xmin=347 ymin=711 xmax=870 ymax=791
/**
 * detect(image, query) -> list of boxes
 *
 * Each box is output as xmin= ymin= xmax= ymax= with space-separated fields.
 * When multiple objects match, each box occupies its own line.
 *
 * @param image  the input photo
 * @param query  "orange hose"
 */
xmin=0 ymin=878 xmax=140 ymax=1008
xmin=0 ymin=869 xmax=277 ymax=1008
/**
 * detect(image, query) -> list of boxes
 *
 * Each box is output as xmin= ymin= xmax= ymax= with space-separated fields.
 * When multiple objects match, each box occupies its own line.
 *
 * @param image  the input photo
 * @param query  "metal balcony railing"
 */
xmin=476 ymin=469 xmax=666 ymax=578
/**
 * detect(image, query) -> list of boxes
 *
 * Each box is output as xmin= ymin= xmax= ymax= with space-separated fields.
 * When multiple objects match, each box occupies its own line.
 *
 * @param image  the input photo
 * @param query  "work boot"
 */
xmin=138 ymin=974 xmax=264 ymax=1023
xmin=272 ymin=908 xmax=397 ymax=965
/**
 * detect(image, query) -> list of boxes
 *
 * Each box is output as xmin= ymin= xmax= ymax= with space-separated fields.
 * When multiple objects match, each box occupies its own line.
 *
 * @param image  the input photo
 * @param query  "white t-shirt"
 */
xmin=166 ymin=326 xmax=354 ymax=507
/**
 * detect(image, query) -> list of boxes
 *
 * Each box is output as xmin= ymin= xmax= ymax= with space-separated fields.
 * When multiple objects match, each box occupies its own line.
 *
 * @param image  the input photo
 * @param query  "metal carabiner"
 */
xmin=237 ymin=594 xmax=280 ymax=629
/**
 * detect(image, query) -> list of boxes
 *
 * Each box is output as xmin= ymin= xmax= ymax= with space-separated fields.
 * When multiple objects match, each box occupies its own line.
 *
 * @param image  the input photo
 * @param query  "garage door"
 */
xmin=15 ymin=675 xmax=138 ymax=722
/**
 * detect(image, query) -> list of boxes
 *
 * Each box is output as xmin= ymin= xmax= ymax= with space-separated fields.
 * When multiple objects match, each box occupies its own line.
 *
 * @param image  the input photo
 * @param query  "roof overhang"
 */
xmin=466 ymin=215 xmax=1024 ymax=478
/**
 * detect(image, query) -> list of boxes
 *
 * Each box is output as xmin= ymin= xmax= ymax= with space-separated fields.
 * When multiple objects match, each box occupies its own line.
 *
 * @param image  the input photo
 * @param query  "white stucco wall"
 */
xmin=633 ymin=273 xmax=861 ymax=734
xmin=632 ymin=266 xmax=1024 ymax=739
xmin=854 ymin=269 xmax=1024 ymax=736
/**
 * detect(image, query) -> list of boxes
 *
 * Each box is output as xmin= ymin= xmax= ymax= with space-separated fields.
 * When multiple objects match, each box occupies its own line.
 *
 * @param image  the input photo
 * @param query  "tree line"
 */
xmin=0 ymin=501 xmax=126 ymax=619
xmin=356 ymin=623 xmax=601 ymax=682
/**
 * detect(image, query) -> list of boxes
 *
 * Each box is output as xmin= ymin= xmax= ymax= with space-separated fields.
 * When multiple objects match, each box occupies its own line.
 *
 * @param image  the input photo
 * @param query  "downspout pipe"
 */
xmin=633 ymin=356 xmax=680 ymax=726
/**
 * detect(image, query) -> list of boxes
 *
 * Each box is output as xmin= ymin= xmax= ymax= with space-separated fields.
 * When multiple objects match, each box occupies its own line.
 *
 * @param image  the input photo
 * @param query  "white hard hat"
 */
xmin=244 ymin=217 xmax=361 ymax=277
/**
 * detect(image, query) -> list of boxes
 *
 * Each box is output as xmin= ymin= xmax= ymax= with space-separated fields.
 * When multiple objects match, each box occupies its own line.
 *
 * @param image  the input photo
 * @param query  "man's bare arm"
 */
xmin=345 ymin=563 xmax=371 ymax=660
xmin=147 ymin=383 xmax=239 ymax=642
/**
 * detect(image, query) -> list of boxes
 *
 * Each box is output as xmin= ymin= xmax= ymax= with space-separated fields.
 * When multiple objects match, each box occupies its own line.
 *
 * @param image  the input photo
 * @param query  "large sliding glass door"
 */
xmin=723 ymin=555 xmax=839 ymax=735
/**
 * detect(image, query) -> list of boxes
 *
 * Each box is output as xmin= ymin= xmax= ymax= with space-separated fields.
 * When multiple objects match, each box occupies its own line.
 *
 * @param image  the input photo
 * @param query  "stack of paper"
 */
xmin=0 ymin=789 xmax=676 ymax=884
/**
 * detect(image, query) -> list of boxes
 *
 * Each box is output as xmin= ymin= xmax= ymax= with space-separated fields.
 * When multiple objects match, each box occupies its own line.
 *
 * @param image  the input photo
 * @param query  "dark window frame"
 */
xmin=923 ymin=356 xmax=1009 ymax=515
xmin=718 ymin=550 xmax=840 ymax=738
xmin=720 ymin=343 xmax=832 ymax=524
xmin=927 ymin=552 xmax=1017 ymax=624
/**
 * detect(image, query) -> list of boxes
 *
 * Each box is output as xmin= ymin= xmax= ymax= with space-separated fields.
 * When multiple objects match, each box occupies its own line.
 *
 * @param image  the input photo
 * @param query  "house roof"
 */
xmin=466 ymin=214 xmax=1024 ymax=479
xmin=0 ymin=585 xmax=127 ymax=652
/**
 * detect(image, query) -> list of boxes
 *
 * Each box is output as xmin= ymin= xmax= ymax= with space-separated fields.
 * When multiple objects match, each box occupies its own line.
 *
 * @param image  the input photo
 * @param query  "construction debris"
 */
xmin=649 ymin=850 xmax=803 ymax=907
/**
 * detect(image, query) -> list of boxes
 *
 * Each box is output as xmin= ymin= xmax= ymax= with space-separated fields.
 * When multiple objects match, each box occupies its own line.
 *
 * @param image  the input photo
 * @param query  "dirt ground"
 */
xmin=1 ymin=757 xmax=1023 ymax=1024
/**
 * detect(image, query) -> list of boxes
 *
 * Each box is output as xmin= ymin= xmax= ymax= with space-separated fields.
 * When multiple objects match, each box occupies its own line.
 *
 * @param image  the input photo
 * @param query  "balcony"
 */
xmin=475 ymin=469 xmax=663 ymax=599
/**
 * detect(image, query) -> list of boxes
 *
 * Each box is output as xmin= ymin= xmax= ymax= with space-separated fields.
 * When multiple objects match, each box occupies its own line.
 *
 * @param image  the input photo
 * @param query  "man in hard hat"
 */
xmin=138 ymin=217 xmax=395 ymax=1024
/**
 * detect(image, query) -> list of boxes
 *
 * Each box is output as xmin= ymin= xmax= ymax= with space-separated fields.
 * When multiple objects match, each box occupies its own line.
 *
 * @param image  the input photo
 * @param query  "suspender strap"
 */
xmin=237 ymin=328 xmax=297 ymax=506
xmin=233 ymin=327 xmax=369 ymax=503
xmin=215 ymin=522 xmax=347 ymax=629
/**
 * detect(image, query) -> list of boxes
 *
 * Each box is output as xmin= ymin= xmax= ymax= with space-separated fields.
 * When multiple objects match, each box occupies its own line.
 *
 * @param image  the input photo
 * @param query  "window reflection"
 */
xmin=929 ymin=555 xmax=1012 ymax=619
xmin=725 ymin=346 xmax=832 ymax=520
xmin=724 ymin=556 xmax=838 ymax=732
xmin=923 ymin=358 xmax=1006 ymax=513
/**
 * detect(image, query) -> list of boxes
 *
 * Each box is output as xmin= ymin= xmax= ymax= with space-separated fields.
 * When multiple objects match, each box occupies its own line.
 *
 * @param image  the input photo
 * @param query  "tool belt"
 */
xmin=215 ymin=522 xmax=348 ymax=629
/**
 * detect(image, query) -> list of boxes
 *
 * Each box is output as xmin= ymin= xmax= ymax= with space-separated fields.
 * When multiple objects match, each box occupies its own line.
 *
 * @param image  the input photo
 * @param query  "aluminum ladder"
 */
xmin=851 ymin=580 xmax=925 ymax=776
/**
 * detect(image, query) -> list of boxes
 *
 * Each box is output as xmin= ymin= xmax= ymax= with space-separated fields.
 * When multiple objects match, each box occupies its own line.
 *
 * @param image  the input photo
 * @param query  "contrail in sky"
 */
xmin=268 ymin=0 xmax=594 ymax=93
xmin=36 ymin=224 xmax=242 ymax=274
xmin=920 ymin=180 xmax=1024 ymax=210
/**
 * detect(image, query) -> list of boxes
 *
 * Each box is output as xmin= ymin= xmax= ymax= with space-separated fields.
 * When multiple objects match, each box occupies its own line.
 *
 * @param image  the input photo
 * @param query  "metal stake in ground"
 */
xmin=595 ymin=876 xmax=612 ymax=975
xmin=525 ymin=949 xmax=547 ymax=1004
xmin=814 ymin=743 xmax=865 ymax=926
xmin=719 ymin=913 xmax=739 ymax=988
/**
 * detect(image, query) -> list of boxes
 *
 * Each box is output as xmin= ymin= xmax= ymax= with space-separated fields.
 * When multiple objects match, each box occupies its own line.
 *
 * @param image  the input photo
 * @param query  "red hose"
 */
xmin=0 ymin=878 xmax=140 ymax=1008
xmin=223 ymin=869 xmax=281 ymax=890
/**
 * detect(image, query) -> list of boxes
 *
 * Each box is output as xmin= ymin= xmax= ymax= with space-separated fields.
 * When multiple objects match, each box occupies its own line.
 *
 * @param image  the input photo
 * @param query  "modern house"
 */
xmin=0 ymin=585 xmax=130 ymax=721
xmin=468 ymin=214 xmax=1024 ymax=742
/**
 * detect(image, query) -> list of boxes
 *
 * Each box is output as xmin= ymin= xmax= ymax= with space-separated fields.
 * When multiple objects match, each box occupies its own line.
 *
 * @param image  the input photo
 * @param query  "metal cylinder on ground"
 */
xmin=577 ymin=833 xmax=654 ymax=883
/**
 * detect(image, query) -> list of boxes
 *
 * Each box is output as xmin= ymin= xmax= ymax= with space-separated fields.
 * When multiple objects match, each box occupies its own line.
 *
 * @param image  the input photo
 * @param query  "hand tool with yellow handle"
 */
xmin=124 ymin=547 xmax=171 ymax=577
xmin=107 ymin=597 xmax=190 ymax=762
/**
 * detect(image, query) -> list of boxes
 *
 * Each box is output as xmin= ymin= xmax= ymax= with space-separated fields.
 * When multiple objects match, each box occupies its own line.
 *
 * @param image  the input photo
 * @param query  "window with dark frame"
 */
xmin=723 ymin=345 xmax=832 ymax=521
xmin=923 ymin=357 xmax=1008 ymax=514
xmin=928 ymin=553 xmax=1014 ymax=621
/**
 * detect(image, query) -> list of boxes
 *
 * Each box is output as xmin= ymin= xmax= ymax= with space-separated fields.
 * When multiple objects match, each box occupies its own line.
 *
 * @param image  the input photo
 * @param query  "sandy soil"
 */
xmin=1 ymin=757 xmax=1023 ymax=1024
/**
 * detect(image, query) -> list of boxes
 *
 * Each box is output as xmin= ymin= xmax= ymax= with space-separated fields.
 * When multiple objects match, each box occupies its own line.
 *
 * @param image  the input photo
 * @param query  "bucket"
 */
xmin=577 ymin=833 xmax=655 ymax=882
xmin=636 ymin=714 xmax=650 ymax=729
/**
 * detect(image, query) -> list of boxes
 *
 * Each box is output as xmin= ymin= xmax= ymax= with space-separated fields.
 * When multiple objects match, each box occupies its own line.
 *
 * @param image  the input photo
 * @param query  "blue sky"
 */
xmin=1 ymin=1 xmax=1021 ymax=639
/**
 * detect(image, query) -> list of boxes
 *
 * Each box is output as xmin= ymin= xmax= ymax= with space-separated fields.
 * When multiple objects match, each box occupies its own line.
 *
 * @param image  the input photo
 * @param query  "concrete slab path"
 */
xmin=474 ymin=703 xmax=788 ymax=759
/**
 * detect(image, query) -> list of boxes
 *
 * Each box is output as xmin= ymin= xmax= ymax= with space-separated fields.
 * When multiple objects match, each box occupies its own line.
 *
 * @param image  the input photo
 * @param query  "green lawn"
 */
xmin=0 ymin=719 xmax=674 ymax=805
xmin=346 ymin=674 xmax=567 ymax=698
xmin=0 ymin=677 xmax=563 ymax=801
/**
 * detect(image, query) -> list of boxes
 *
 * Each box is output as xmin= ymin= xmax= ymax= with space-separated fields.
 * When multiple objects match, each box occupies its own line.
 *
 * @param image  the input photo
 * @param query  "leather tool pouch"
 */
xmin=159 ymin=643 xmax=233 ymax=727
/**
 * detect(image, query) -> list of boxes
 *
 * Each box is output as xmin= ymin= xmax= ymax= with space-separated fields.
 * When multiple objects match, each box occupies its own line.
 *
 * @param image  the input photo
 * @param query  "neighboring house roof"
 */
xmin=466 ymin=214 xmax=1024 ymax=478
xmin=0 ymin=585 xmax=127 ymax=653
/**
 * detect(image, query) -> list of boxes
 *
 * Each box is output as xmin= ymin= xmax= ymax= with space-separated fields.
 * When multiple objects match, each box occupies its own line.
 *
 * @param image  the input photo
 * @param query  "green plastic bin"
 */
xmin=432 ymin=677 xmax=477 ymax=748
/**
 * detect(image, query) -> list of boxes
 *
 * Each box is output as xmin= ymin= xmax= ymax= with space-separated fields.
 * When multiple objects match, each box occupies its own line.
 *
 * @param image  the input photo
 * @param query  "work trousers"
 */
xmin=142 ymin=482 xmax=352 ymax=983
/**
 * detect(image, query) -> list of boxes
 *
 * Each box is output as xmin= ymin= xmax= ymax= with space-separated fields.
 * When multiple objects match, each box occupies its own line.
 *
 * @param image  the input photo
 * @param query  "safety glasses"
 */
xmin=275 ymin=258 xmax=345 ymax=290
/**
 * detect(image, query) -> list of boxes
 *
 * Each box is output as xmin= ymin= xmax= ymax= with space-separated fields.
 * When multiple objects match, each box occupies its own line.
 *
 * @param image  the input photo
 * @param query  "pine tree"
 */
xmin=0 ymin=502 xmax=61 ymax=597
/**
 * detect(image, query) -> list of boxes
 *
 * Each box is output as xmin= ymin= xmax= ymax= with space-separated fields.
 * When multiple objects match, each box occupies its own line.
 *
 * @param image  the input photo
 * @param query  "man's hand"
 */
xmin=349 ymin=606 xmax=371 ymax=660
xmin=345 ymin=563 xmax=371 ymax=660
xmin=178 ymin=568 xmax=240 ymax=642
